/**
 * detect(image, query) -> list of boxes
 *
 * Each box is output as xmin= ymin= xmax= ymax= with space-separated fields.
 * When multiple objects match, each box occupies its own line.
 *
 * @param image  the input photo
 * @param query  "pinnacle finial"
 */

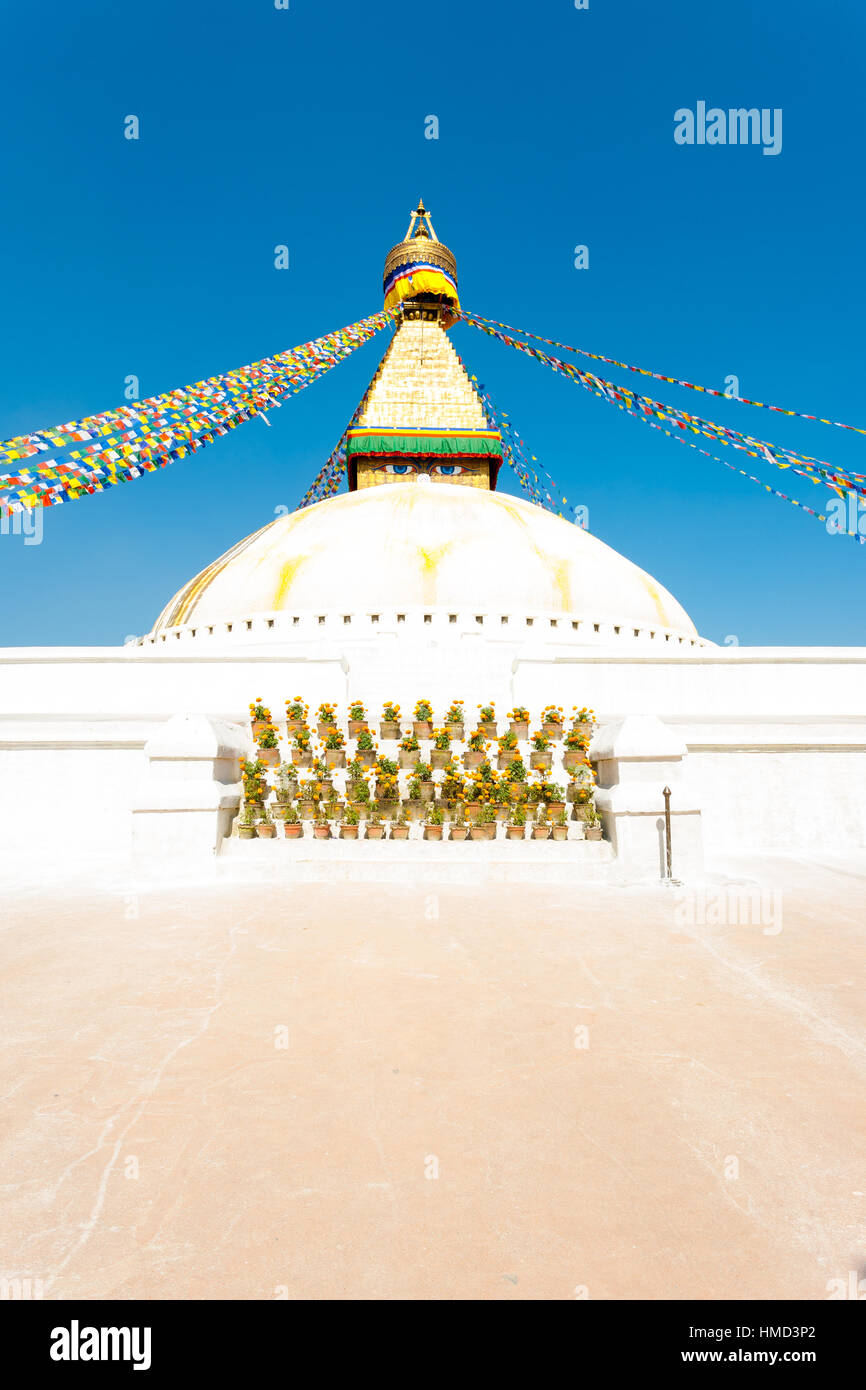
xmin=404 ymin=199 xmax=437 ymax=243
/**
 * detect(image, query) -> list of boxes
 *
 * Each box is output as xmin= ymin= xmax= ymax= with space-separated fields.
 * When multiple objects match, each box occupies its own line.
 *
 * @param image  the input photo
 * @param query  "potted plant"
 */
xmin=323 ymin=728 xmax=346 ymax=769
xmin=284 ymin=695 xmax=308 ymax=735
xmin=348 ymin=700 xmax=368 ymax=738
xmin=479 ymin=802 xmax=498 ymax=840
xmin=238 ymin=803 xmax=257 ymax=840
xmin=374 ymin=772 xmax=399 ymax=818
xmin=281 ymin=805 xmax=302 ymax=839
xmin=572 ymin=706 xmax=596 ymax=738
xmin=552 ymin=810 xmax=569 ymax=842
xmin=507 ymin=805 xmax=527 ymax=840
xmin=323 ymin=796 xmax=342 ymax=824
xmin=405 ymin=780 xmax=424 ymax=821
xmin=449 ymin=803 xmax=468 ymax=840
xmin=506 ymin=758 xmax=528 ymax=800
xmin=399 ymin=730 xmax=420 ymax=769
xmin=444 ymin=700 xmax=465 ymax=740
xmin=275 ymin=761 xmax=299 ymax=806
xmin=380 ymin=701 xmax=401 ymax=739
xmin=440 ymin=757 xmax=465 ymax=807
xmin=529 ymin=730 xmax=553 ymax=771
xmin=346 ymin=757 xmax=366 ymax=800
xmin=544 ymin=783 xmax=567 ymax=819
xmin=256 ymin=721 xmax=281 ymax=767
xmin=366 ymin=804 xmax=386 ymax=840
xmin=240 ymin=758 xmax=267 ymax=814
xmin=352 ymin=780 xmax=371 ymax=818
xmin=257 ymin=806 xmax=277 ymax=839
xmin=297 ymin=783 xmax=318 ymax=819
xmin=541 ymin=705 xmax=564 ymax=738
xmin=424 ymin=805 xmax=445 ymax=840
xmin=390 ymin=809 xmax=410 ymax=841
xmin=496 ymin=727 xmax=520 ymax=770
xmin=431 ymin=727 xmax=451 ymax=770
xmin=313 ymin=811 xmax=331 ymax=840
xmin=463 ymin=729 xmax=488 ymax=769
xmin=248 ymin=698 xmax=270 ymax=739
xmin=563 ymin=727 xmax=591 ymax=769
xmin=340 ymin=805 xmax=360 ymax=839
xmin=413 ymin=698 xmax=434 ymax=740
xmin=507 ymin=705 xmax=530 ymax=740
xmin=354 ymin=727 xmax=378 ymax=769
xmin=413 ymin=760 xmax=435 ymax=801
xmin=492 ymin=781 xmax=512 ymax=821
xmin=532 ymin=808 xmax=550 ymax=841
xmin=476 ymin=702 xmax=497 ymax=738
xmin=316 ymin=701 xmax=339 ymax=739
xmin=291 ymin=726 xmax=313 ymax=768
xmin=584 ymin=807 xmax=604 ymax=841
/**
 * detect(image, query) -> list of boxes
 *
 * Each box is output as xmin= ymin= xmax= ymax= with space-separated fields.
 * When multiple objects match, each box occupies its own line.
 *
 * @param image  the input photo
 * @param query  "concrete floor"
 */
xmin=1 ymin=852 xmax=865 ymax=1301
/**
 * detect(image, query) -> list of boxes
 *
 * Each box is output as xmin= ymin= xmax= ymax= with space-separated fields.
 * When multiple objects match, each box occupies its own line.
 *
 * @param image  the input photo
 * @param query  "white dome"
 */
xmin=150 ymin=482 xmax=700 ymax=643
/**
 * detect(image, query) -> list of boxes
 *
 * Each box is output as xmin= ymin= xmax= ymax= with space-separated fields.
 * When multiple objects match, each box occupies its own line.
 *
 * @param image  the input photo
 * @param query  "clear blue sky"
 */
xmin=1 ymin=0 xmax=863 ymax=646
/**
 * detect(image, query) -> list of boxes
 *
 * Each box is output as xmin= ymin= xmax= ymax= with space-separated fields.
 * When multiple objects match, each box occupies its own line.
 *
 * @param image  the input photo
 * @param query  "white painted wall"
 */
xmin=1 ymin=638 xmax=864 ymax=867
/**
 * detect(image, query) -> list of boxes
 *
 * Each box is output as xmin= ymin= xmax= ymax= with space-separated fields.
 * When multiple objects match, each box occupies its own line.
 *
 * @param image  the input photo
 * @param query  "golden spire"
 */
xmin=403 ymin=198 xmax=439 ymax=243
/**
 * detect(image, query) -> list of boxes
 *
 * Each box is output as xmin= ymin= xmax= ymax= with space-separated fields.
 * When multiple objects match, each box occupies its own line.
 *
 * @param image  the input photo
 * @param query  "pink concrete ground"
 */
xmin=2 ymin=852 xmax=865 ymax=1301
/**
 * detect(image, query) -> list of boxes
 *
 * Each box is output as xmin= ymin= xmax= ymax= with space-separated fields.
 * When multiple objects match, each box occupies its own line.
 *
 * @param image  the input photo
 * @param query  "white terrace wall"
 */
xmin=1 ymin=641 xmax=864 ymax=867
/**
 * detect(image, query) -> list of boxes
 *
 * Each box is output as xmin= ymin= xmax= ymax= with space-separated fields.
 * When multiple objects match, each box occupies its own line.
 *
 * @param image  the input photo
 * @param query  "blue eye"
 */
xmin=432 ymin=463 xmax=465 ymax=476
xmin=385 ymin=463 xmax=413 ymax=475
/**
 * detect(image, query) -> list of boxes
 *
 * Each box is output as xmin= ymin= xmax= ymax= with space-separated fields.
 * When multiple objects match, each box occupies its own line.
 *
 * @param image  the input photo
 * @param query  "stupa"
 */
xmin=147 ymin=203 xmax=703 ymax=656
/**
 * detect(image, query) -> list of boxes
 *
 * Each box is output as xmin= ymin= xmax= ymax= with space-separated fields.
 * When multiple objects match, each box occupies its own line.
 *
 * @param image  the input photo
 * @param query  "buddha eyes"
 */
xmin=382 ymin=462 xmax=467 ymax=476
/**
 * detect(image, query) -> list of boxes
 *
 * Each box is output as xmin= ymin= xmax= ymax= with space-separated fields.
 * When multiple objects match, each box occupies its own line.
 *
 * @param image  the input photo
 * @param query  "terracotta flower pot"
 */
xmin=298 ymin=800 xmax=317 ymax=820
xmin=431 ymin=750 xmax=450 ymax=770
xmin=509 ymin=720 xmax=528 ymax=739
xmin=572 ymin=721 xmax=593 ymax=737
xmin=405 ymin=800 xmax=424 ymax=821
xmin=390 ymin=825 xmax=410 ymax=840
xmin=292 ymin=751 xmax=312 ymax=768
xmin=482 ymin=821 xmax=497 ymax=839
xmin=531 ymin=752 xmax=552 ymax=771
xmin=376 ymin=800 xmax=398 ymax=820
xmin=478 ymin=721 xmax=497 ymax=739
xmin=283 ymin=822 xmax=302 ymax=839
xmin=449 ymin=825 xmax=468 ymax=840
xmin=423 ymin=824 xmax=443 ymax=840
xmin=258 ymin=747 xmax=280 ymax=767
xmin=324 ymin=749 xmax=346 ymax=768
xmin=464 ymin=801 xmax=481 ymax=822
xmin=348 ymin=720 xmax=368 ymax=738
xmin=469 ymin=826 xmax=487 ymax=841
xmin=250 ymin=719 xmax=267 ymax=738
xmin=413 ymin=720 xmax=433 ymax=739
xmin=313 ymin=823 xmax=331 ymax=839
xmin=238 ymin=825 xmax=256 ymax=839
xmin=463 ymin=751 xmax=484 ymax=768
xmin=380 ymin=721 xmax=400 ymax=740
xmin=317 ymin=721 xmax=337 ymax=740
xmin=532 ymin=825 xmax=550 ymax=840
xmin=445 ymin=722 xmax=465 ymax=740
xmin=552 ymin=826 xmax=568 ymax=841
xmin=506 ymin=825 xmax=525 ymax=840
xmin=257 ymin=823 xmax=277 ymax=839
xmin=285 ymin=717 xmax=304 ymax=734
xmin=574 ymin=804 xmax=594 ymax=821
xmin=585 ymin=826 xmax=603 ymax=841
xmin=399 ymin=750 xmax=419 ymax=769
xmin=340 ymin=824 xmax=360 ymax=839
xmin=365 ymin=824 xmax=385 ymax=840
xmin=563 ymin=750 xmax=585 ymax=770
xmin=497 ymin=753 xmax=518 ymax=771
xmin=508 ymin=782 xmax=527 ymax=802
xmin=417 ymin=782 xmax=435 ymax=802
xmin=546 ymin=801 xmax=566 ymax=819
xmin=542 ymin=722 xmax=563 ymax=739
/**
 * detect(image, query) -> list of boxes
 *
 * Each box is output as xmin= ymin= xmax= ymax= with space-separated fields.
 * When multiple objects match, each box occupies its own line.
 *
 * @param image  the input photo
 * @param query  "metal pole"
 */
xmin=663 ymin=785 xmax=672 ymax=881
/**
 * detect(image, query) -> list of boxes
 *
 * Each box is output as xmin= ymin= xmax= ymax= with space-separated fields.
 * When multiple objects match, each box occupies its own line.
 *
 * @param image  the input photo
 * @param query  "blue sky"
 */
xmin=1 ymin=0 xmax=863 ymax=646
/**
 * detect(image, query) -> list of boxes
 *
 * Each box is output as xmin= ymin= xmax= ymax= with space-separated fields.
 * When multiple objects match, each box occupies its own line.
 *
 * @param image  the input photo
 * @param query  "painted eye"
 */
xmin=433 ymin=463 xmax=466 ymax=476
xmin=384 ymin=463 xmax=416 ymax=475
